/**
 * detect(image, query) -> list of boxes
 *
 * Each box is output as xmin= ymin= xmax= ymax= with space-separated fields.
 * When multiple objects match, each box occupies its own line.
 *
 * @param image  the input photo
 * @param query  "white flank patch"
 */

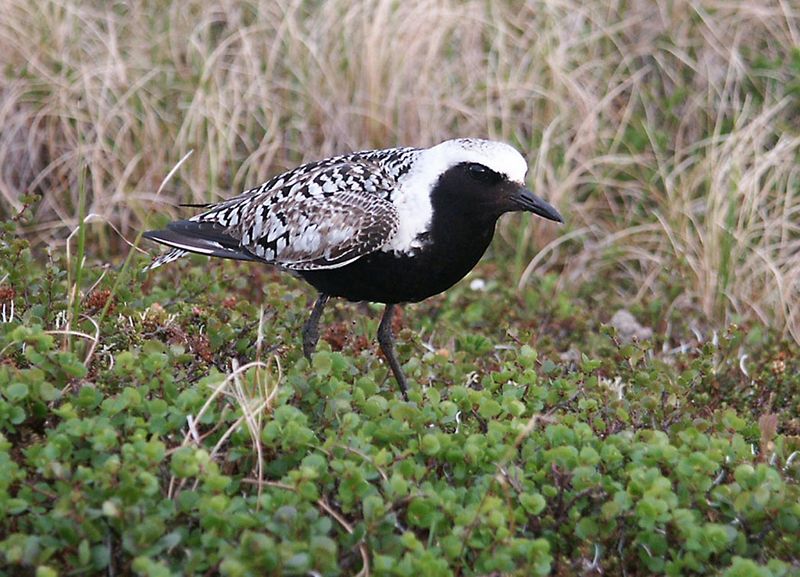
xmin=384 ymin=138 xmax=528 ymax=254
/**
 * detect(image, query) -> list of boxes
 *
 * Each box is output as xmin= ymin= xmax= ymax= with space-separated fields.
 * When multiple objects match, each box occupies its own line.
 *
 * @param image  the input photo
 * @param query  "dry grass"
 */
xmin=1 ymin=0 xmax=798 ymax=340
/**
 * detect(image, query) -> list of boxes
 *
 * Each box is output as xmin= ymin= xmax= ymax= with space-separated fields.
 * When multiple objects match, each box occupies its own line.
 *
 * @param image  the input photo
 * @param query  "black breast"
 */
xmin=298 ymin=213 xmax=497 ymax=304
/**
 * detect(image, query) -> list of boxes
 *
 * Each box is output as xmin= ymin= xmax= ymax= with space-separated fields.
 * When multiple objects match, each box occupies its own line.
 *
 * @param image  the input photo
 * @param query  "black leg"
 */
xmin=377 ymin=304 xmax=409 ymax=400
xmin=302 ymin=294 xmax=329 ymax=361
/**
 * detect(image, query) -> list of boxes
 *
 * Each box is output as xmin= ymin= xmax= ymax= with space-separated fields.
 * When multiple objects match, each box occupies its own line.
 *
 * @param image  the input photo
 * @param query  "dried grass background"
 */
xmin=1 ymin=0 xmax=798 ymax=341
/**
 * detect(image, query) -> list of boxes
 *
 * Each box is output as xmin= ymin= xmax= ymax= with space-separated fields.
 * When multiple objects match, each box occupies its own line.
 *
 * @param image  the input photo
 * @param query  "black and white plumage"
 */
xmin=144 ymin=138 xmax=563 ymax=398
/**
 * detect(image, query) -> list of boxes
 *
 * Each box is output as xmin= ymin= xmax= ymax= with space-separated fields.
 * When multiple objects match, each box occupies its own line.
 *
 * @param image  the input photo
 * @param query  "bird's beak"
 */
xmin=510 ymin=186 xmax=563 ymax=223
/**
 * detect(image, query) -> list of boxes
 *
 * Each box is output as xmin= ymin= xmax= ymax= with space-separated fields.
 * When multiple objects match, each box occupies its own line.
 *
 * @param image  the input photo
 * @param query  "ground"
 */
xmin=0 ymin=228 xmax=798 ymax=575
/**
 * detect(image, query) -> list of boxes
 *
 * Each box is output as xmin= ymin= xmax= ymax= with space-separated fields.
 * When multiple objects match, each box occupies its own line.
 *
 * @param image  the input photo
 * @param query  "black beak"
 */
xmin=511 ymin=187 xmax=563 ymax=223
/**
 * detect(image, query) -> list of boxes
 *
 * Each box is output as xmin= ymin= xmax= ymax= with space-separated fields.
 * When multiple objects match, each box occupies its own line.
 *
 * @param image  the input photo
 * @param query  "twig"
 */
xmin=242 ymin=478 xmax=371 ymax=576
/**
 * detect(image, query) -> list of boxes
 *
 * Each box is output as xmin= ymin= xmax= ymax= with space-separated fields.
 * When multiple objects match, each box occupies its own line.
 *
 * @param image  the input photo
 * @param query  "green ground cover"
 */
xmin=1 ymin=223 xmax=798 ymax=575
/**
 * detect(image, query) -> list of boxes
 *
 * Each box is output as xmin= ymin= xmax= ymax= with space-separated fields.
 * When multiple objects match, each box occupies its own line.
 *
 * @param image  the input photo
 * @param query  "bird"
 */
xmin=143 ymin=138 xmax=563 ymax=399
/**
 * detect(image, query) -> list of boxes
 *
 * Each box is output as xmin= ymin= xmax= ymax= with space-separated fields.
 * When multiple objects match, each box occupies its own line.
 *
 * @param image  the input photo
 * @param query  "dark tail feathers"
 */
xmin=143 ymin=220 xmax=258 ymax=264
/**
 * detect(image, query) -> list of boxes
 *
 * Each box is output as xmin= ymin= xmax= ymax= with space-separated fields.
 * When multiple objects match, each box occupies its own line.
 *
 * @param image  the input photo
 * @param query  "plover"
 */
xmin=144 ymin=138 xmax=563 ymax=398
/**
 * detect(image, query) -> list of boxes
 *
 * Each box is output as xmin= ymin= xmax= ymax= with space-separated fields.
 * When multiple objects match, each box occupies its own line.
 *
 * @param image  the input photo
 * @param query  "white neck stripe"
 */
xmin=383 ymin=138 xmax=528 ymax=254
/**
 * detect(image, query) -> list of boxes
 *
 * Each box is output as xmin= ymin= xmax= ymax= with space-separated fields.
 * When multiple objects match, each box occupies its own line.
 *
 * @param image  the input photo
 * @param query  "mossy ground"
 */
xmin=1 ymin=225 xmax=798 ymax=576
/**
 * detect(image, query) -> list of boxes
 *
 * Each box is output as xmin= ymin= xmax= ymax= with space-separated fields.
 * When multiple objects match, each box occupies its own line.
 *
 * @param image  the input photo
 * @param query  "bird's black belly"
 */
xmin=298 ymin=230 xmax=493 ymax=304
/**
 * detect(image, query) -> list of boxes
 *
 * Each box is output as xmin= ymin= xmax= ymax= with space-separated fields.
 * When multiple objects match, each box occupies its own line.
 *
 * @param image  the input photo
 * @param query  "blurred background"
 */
xmin=1 ymin=0 xmax=798 ymax=341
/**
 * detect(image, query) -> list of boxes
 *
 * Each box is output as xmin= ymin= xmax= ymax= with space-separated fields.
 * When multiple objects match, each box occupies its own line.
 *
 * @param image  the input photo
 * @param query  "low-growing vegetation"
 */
xmin=1 ymin=222 xmax=799 ymax=575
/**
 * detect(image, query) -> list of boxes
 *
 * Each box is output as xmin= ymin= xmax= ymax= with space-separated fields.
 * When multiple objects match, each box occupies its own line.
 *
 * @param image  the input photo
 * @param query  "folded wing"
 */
xmin=144 ymin=161 xmax=399 ymax=271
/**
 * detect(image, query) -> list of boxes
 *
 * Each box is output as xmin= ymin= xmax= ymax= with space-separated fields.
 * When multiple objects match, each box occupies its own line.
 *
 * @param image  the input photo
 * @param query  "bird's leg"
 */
xmin=302 ymin=294 xmax=329 ymax=361
xmin=377 ymin=304 xmax=409 ymax=400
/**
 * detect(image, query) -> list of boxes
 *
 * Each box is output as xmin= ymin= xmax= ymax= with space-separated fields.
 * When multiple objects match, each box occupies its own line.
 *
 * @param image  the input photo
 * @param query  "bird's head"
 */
xmin=411 ymin=138 xmax=563 ymax=223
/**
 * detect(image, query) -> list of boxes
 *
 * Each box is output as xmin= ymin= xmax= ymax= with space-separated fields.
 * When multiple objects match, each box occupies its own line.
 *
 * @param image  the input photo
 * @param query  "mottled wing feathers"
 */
xmin=233 ymin=162 xmax=399 ymax=269
xmin=255 ymin=189 xmax=399 ymax=270
xmin=145 ymin=149 xmax=418 ymax=271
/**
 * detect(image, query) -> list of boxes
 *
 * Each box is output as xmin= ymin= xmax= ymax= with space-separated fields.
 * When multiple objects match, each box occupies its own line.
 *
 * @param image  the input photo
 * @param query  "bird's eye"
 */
xmin=467 ymin=163 xmax=500 ymax=183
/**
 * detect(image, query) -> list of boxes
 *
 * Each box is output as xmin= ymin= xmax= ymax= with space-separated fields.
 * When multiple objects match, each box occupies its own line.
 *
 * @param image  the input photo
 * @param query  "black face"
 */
xmin=433 ymin=162 xmax=563 ymax=223
xmin=465 ymin=162 xmax=504 ymax=186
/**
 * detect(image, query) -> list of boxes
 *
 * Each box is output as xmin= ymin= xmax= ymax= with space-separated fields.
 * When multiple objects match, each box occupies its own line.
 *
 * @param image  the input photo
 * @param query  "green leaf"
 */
xmin=421 ymin=433 xmax=441 ymax=456
xmin=5 ymin=382 xmax=28 ymax=401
